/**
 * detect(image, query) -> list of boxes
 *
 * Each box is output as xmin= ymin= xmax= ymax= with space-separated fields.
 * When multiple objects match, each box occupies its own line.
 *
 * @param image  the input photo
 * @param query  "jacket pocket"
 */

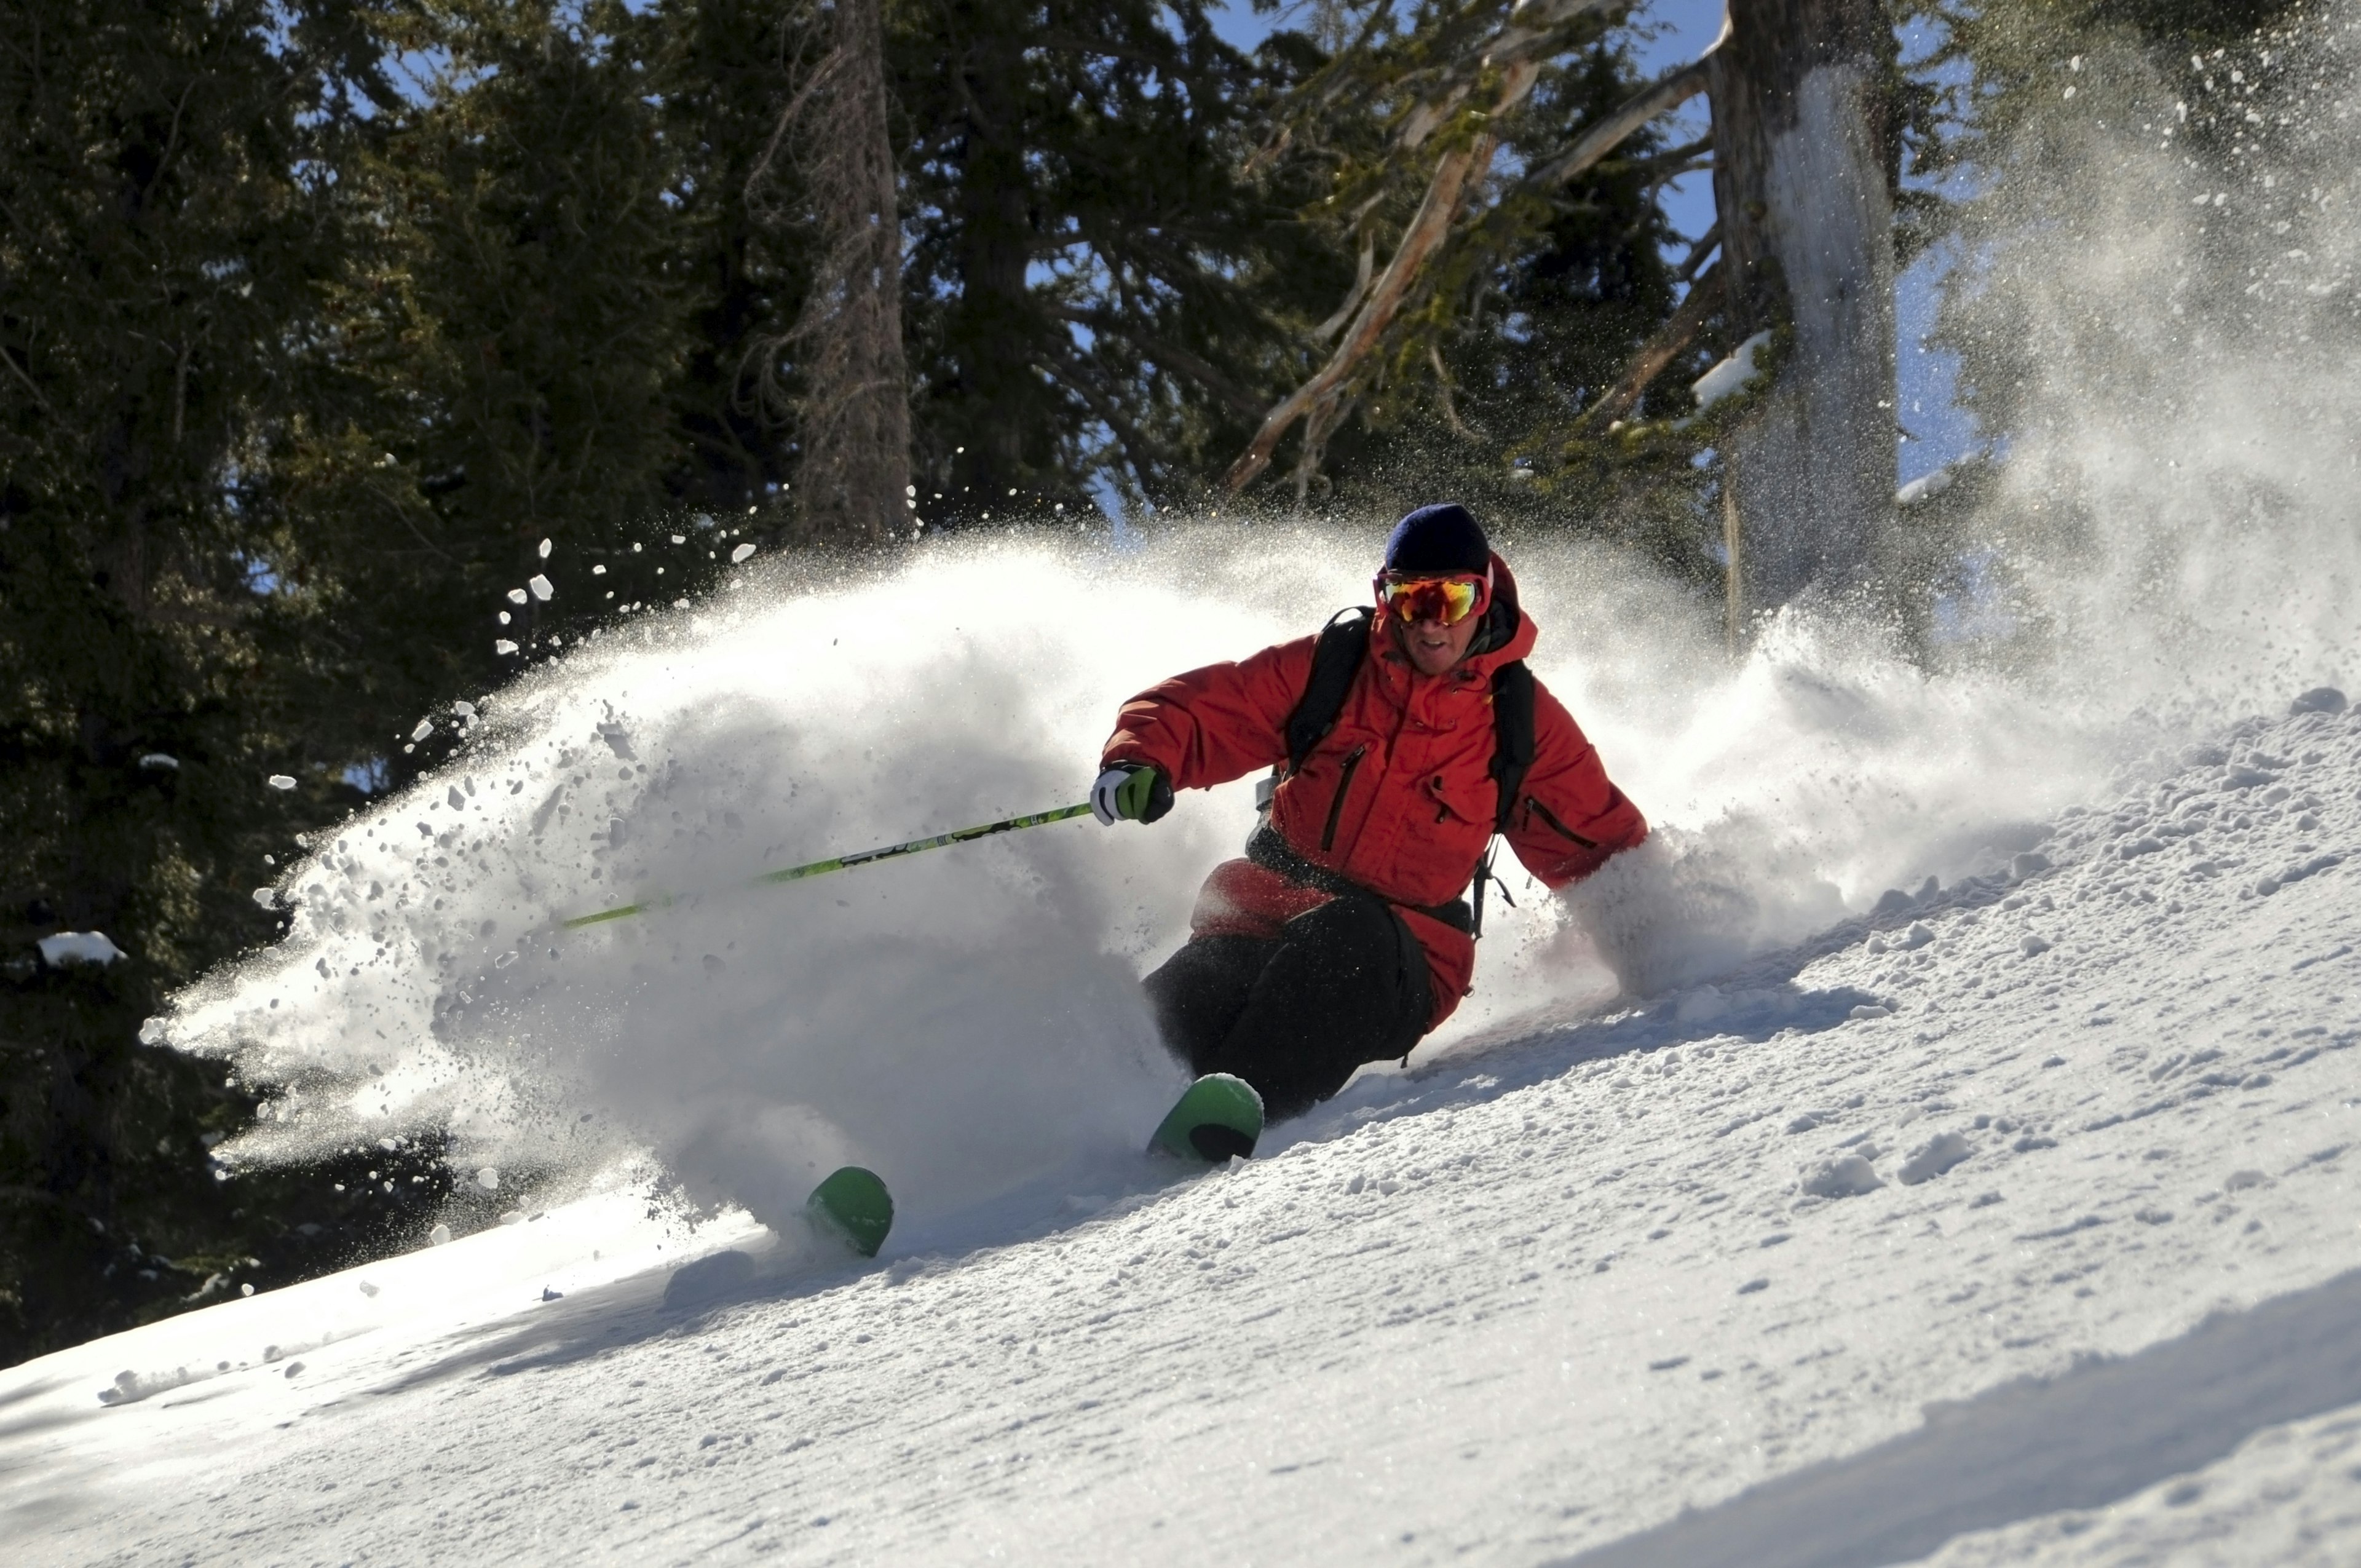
xmin=1321 ymin=746 xmax=1367 ymax=852
xmin=1425 ymin=770 xmax=1495 ymax=829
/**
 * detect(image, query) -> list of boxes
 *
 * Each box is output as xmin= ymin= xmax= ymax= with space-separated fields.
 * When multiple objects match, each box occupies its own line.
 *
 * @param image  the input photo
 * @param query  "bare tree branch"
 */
xmin=1046 ymin=305 xmax=1267 ymax=420
xmin=1571 ymin=259 xmax=1720 ymax=433
xmin=0 ymin=342 xmax=53 ymax=416
xmin=1225 ymin=51 xmax=1549 ymax=493
xmin=1310 ymin=230 xmax=1376 ymax=345
xmin=1428 ymin=343 xmax=1481 ymax=441
xmin=1227 ymin=32 xmax=1723 ymax=495
xmin=1674 ymin=220 xmax=1721 ymax=283
xmin=1224 ymin=129 xmax=1499 ymax=492
xmin=1527 ymin=54 xmax=1714 ymax=190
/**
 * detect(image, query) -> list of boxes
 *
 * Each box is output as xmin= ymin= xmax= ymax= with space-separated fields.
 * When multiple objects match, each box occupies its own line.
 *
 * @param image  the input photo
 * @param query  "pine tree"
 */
xmin=282 ymin=0 xmax=708 ymax=699
xmin=0 ymin=0 xmax=469 ymax=1366
xmin=892 ymin=0 xmax=1334 ymax=521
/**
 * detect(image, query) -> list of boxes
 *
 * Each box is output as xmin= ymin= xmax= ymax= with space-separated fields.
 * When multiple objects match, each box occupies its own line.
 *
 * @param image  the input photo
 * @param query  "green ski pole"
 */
xmin=561 ymin=801 xmax=1094 ymax=930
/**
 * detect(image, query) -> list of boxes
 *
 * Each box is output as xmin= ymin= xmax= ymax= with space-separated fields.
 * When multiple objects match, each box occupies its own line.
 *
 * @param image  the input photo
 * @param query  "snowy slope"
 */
xmin=4 ymin=690 xmax=2356 ymax=1566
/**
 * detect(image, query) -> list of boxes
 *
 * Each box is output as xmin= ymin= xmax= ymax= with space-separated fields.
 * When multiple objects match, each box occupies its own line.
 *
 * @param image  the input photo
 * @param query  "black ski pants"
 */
xmin=1142 ymin=892 xmax=1434 ymax=1123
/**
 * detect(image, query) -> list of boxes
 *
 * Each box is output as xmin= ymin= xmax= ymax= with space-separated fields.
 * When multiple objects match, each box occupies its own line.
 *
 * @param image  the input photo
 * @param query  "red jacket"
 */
xmin=1102 ymin=561 xmax=1647 ymax=1027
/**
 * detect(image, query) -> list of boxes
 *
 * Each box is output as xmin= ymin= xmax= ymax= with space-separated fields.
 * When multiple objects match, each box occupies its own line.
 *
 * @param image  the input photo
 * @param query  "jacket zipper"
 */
xmin=1526 ymin=796 xmax=1598 ymax=850
xmin=1321 ymin=746 xmax=1367 ymax=852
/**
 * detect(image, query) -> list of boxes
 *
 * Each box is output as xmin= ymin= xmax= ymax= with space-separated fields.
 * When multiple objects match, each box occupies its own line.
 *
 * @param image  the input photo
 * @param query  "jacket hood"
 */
xmin=1465 ymin=550 xmax=1535 ymax=665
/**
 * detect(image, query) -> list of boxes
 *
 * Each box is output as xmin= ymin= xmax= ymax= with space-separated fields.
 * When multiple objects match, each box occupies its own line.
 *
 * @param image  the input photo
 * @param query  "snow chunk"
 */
xmin=2252 ymin=851 xmax=2339 ymax=896
xmin=730 ymin=542 xmax=757 ymax=564
xmin=428 ymin=1223 xmax=452 ymax=1246
xmin=1899 ymin=1132 xmax=1975 ymax=1185
xmin=475 ymin=1166 xmax=500 ymax=1192
xmin=1803 ymin=1153 xmax=1883 ymax=1198
xmin=665 ymin=1249 xmax=756 ymax=1308
xmin=528 ymin=575 xmax=553 ymax=601
xmin=507 ymin=588 xmax=529 ymax=605
xmin=537 ymin=537 xmax=552 ymax=560
xmin=2290 ymin=686 xmax=2346 ymax=715
xmin=494 ymin=639 xmax=519 ymax=655
xmin=1691 ymin=330 xmax=1773 ymax=415
xmin=267 ymin=774 xmax=297 ymax=791
xmin=137 ymin=753 xmax=180 ymax=772
xmin=38 ymin=932 xmax=124 ymax=967
xmin=2021 ymin=934 xmax=2054 ymax=956
xmin=1674 ymin=986 xmax=1728 ymax=1024
xmin=411 ymin=719 xmax=435 ymax=743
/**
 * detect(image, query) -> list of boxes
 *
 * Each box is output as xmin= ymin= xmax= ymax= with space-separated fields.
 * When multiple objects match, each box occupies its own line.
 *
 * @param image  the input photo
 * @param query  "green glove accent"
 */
xmin=1116 ymin=765 xmax=1169 ymax=822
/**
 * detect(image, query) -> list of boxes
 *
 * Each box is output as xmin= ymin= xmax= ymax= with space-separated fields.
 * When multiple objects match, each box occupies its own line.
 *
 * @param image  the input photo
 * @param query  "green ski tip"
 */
xmin=1150 ymin=1073 xmax=1265 ymax=1163
xmin=805 ymin=1166 xmax=893 ymax=1257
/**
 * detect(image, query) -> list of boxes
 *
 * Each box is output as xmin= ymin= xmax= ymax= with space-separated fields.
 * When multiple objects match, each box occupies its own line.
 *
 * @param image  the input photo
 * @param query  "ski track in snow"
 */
xmin=5 ymin=702 xmax=2360 ymax=1565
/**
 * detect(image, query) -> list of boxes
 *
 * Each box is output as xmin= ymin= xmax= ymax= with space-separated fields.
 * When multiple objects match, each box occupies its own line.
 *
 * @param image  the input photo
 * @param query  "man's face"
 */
xmin=1395 ymin=601 xmax=1482 ymax=676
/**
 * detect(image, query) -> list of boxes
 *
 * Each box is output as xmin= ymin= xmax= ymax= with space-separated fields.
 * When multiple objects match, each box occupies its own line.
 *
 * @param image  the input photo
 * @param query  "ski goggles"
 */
xmin=1375 ymin=570 xmax=1492 ymax=627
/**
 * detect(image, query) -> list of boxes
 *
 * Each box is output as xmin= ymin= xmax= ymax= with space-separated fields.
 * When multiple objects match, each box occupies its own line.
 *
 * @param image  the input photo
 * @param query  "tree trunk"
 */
xmin=1707 ymin=0 xmax=1897 ymax=622
xmin=775 ymin=0 xmax=912 ymax=547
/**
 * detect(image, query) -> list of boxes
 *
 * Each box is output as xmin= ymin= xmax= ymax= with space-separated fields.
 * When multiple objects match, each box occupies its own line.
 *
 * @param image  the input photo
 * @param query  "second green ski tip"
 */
xmin=805 ymin=1165 xmax=894 ymax=1257
xmin=1150 ymin=1073 xmax=1265 ymax=1163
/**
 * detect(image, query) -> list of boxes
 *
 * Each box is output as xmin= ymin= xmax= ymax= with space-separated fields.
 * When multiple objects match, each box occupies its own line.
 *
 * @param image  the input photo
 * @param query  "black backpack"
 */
xmin=1269 ymin=606 xmax=1535 ymax=934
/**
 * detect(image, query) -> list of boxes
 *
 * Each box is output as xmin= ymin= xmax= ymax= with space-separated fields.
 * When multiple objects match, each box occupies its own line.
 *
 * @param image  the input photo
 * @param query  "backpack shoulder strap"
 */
xmin=1489 ymin=659 xmax=1536 ymax=834
xmin=1285 ymin=606 xmax=1374 ymax=774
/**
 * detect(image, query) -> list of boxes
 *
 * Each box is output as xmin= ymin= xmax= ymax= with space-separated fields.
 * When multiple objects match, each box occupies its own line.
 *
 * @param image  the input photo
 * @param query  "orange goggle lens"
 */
xmin=1378 ymin=573 xmax=1487 ymax=626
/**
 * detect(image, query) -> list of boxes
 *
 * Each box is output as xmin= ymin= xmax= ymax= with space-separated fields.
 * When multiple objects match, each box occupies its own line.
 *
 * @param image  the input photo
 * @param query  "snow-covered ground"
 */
xmin=5 ymin=682 xmax=2357 ymax=1564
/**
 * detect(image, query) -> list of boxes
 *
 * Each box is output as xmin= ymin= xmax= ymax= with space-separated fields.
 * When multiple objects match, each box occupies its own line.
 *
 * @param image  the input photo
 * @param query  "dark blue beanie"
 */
xmin=1383 ymin=503 xmax=1490 ymax=576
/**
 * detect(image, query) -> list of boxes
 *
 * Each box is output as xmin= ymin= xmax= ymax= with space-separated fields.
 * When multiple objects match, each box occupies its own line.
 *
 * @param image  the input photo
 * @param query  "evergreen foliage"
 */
xmin=0 ymin=0 xmax=457 ymax=1364
xmin=893 ymin=0 xmax=1336 ymax=520
xmin=285 ymin=0 xmax=708 ymax=691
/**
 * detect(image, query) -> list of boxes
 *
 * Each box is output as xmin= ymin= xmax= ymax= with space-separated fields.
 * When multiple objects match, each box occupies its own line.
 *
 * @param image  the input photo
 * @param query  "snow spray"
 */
xmin=148 ymin=6 xmax=2361 ymax=1240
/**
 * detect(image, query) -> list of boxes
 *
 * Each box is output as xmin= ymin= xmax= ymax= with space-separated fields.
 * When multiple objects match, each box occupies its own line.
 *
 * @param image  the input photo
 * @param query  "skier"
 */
xmin=1093 ymin=503 xmax=1648 ymax=1122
